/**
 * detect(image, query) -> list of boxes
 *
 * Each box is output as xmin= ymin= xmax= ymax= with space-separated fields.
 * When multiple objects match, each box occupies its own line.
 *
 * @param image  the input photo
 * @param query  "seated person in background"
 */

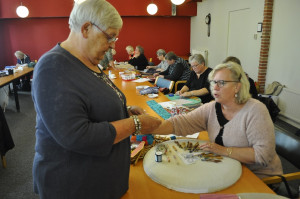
xmin=15 ymin=50 xmax=31 ymax=66
xmin=146 ymin=49 xmax=168 ymax=73
xmin=99 ymin=49 xmax=116 ymax=70
xmin=176 ymin=54 xmax=214 ymax=103
xmin=223 ymin=56 xmax=258 ymax=99
xmin=154 ymin=51 xmax=191 ymax=82
xmin=125 ymin=45 xmax=134 ymax=60
xmin=150 ymin=62 xmax=283 ymax=179
xmin=14 ymin=50 xmax=31 ymax=91
xmin=128 ymin=45 xmax=148 ymax=70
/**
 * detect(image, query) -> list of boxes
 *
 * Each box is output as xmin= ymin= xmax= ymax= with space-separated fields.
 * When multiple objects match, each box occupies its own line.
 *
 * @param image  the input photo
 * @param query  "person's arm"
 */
xmin=146 ymin=65 xmax=157 ymax=69
xmin=151 ymin=104 xmax=210 ymax=136
xmin=163 ymin=63 xmax=184 ymax=81
xmin=176 ymin=85 xmax=189 ymax=95
xmin=180 ymin=87 xmax=209 ymax=97
xmin=199 ymin=142 xmax=255 ymax=164
xmin=111 ymin=114 xmax=162 ymax=143
xmin=158 ymin=66 xmax=169 ymax=76
xmin=128 ymin=55 xmax=147 ymax=70
xmin=149 ymin=120 xmax=174 ymax=135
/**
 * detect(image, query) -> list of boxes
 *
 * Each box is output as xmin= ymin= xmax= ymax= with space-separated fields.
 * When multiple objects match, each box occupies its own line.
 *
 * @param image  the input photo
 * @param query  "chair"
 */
xmin=262 ymin=129 xmax=300 ymax=198
xmin=174 ymin=80 xmax=187 ymax=93
xmin=148 ymin=58 xmax=155 ymax=66
xmin=154 ymin=77 xmax=174 ymax=94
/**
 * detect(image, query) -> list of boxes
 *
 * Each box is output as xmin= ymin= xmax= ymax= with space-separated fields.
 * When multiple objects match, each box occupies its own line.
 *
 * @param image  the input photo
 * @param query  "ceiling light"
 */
xmin=16 ymin=5 xmax=29 ymax=18
xmin=171 ymin=0 xmax=185 ymax=6
xmin=147 ymin=3 xmax=158 ymax=15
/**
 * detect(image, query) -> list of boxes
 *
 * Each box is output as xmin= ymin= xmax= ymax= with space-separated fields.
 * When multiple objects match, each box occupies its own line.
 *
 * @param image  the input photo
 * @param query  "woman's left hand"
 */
xmin=128 ymin=106 xmax=145 ymax=115
xmin=199 ymin=142 xmax=227 ymax=156
xmin=180 ymin=91 xmax=192 ymax=97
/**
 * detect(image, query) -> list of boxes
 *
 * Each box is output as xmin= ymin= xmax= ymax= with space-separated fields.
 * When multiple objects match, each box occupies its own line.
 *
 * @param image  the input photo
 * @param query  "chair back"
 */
xmin=275 ymin=129 xmax=300 ymax=169
xmin=154 ymin=77 xmax=174 ymax=91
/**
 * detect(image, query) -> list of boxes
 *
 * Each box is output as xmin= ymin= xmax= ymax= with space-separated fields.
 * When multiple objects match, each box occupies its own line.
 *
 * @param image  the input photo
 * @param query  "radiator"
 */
xmin=277 ymin=87 xmax=300 ymax=128
xmin=191 ymin=49 xmax=208 ymax=65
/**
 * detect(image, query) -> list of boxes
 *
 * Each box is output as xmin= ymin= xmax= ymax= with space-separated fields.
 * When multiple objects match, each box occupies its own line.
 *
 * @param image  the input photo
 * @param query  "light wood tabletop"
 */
xmin=0 ymin=67 xmax=34 ymax=87
xmin=106 ymin=68 xmax=275 ymax=198
xmin=0 ymin=67 xmax=34 ymax=112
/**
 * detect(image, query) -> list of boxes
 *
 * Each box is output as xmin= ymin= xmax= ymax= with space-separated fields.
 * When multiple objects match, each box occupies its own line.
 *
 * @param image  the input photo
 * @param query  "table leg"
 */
xmin=1 ymin=155 xmax=7 ymax=168
xmin=12 ymin=80 xmax=20 ymax=112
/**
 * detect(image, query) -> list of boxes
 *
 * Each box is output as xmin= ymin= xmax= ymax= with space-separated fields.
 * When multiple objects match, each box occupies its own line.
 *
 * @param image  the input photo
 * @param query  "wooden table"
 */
xmin=0 ymin=67 xmax=34 ymax=112
xmin=106 ymin=69 xmax=275 ymax=198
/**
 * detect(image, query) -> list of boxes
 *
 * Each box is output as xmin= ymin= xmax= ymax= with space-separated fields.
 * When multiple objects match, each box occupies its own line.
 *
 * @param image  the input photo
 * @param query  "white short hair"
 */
xmin=69 ymin=0 xmax=123 ymax=32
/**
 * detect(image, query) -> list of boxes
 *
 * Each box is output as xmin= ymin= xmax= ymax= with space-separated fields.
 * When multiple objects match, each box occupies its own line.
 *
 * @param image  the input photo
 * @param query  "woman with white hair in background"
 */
xmin=176 ymin=54 xmax=214 ymax=103
xmin=146 ymin=49 xmax=169 ymax=72
xmin=14 ymin=50 xmax=32 ymax=91
xmin=15 ymin=50 xmax=31 ymax=66
xmin=31 ymin=0 xmax=161 ymax=198
xmin=150 ymin=62 xmax=282 ymax=179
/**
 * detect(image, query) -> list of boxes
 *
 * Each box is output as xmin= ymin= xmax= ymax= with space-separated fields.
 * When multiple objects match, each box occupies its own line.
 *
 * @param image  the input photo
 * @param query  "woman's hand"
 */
xmin=175 ymin=90 xmax=182 ymax=95
xmin=199 ymin=142 xmax=227 ymax=156
xmin=180 ymin=91 xmax=192 ymax=97
xmin=128 ymin=106 xmax=144 ymax=115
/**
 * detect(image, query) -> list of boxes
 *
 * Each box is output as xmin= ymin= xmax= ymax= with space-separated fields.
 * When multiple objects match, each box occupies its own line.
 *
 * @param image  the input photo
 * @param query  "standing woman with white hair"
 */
xmin=31 ymin=0 xmax=161 ymax=198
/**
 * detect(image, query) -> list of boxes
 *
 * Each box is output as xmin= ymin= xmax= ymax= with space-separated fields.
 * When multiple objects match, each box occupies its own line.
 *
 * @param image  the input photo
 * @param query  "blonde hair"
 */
xmin=15 ymin=51 xmax=25 ymax=58
xmin=125 ymin=45 xmax=134 ymax=52
xmin=209 ymin=62 xmax=251 ymax=104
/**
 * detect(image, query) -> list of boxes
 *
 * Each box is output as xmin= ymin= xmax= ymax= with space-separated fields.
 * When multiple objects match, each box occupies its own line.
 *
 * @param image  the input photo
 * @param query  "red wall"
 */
xmin=0 ymin=0 xmax=195 ymax=68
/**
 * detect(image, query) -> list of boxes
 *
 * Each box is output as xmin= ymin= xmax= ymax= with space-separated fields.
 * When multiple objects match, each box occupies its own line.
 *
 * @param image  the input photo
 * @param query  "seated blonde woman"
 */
xmin=125 ymin=45 xmax=134 ymax=60
xmin=150 ymin=62 xmax=282 ymax=179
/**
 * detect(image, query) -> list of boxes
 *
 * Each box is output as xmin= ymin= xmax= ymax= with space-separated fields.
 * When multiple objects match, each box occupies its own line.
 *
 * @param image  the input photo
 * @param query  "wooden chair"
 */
xmin=174 ymin=80 xmax=187 ymax=93
xmin=262 ymin=129 xmax=300 ymax=198
xmin=154 ymin=77 xmax=174 ymax=94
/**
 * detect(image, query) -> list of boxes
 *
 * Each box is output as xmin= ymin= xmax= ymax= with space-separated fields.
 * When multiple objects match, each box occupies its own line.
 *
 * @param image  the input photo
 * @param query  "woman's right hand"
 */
xmin=175 ymin=91 xmax=182 ymax=95
xmin=138 ymin=114 xmax=162 ymax=134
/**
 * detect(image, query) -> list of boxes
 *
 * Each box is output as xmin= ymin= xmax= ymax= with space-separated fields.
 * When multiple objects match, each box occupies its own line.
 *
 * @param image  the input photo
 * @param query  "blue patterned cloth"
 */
xmin=146 ymin=100 xmax=171 ymax=120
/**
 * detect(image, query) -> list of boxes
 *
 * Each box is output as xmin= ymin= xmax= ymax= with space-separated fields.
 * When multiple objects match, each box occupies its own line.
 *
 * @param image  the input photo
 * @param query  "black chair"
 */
xmin=262 ymin=129 xmax=300 ymax=198
xmin=0 ymin=106 xmax=15 ymax=168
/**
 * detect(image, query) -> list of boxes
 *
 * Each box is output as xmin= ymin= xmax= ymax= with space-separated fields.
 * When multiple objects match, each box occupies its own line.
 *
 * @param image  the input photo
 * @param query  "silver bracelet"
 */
xmin=130 ymin=115 xmax=141 ymax=135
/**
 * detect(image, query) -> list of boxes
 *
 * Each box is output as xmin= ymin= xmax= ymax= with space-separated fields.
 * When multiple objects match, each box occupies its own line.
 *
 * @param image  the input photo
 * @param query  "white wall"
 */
xmin=191 ymin=0 xmax=300 ymax=127
xmin=190 ymin=0 xmax=264 ymax=80
xmin=267 ymin=0 xmax=300 ymax=127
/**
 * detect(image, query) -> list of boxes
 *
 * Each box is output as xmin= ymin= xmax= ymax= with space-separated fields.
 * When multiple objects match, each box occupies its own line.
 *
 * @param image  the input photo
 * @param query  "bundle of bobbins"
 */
xmin=130 ymin=135 xmax=175 ymax=165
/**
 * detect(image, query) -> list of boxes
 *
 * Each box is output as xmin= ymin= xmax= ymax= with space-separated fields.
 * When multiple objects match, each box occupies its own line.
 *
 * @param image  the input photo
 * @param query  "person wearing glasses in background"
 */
xmin=146 ymin=49 xmax=169 ymax=73
xmin=175 ymin=54 xmax=213 ymax=103
xmin=150 ymin=62 xmax=282 ymax=179
xmin=128 ymin=45 xmax=148 ymax=70
xmin=31 ymin=0 xmax=161 ymax=198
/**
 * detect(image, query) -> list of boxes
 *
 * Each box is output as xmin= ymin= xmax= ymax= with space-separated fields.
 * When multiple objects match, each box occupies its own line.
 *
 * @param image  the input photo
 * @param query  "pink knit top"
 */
xmin=168 ymin=98 xmax=282 ymax=178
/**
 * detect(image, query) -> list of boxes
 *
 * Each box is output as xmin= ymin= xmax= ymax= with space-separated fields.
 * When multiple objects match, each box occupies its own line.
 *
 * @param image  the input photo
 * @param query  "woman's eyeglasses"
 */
xmin=209 ymin=80 xmax=239 ymax=88
xmin=91 ymin=22 xmax=118 ymax=43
